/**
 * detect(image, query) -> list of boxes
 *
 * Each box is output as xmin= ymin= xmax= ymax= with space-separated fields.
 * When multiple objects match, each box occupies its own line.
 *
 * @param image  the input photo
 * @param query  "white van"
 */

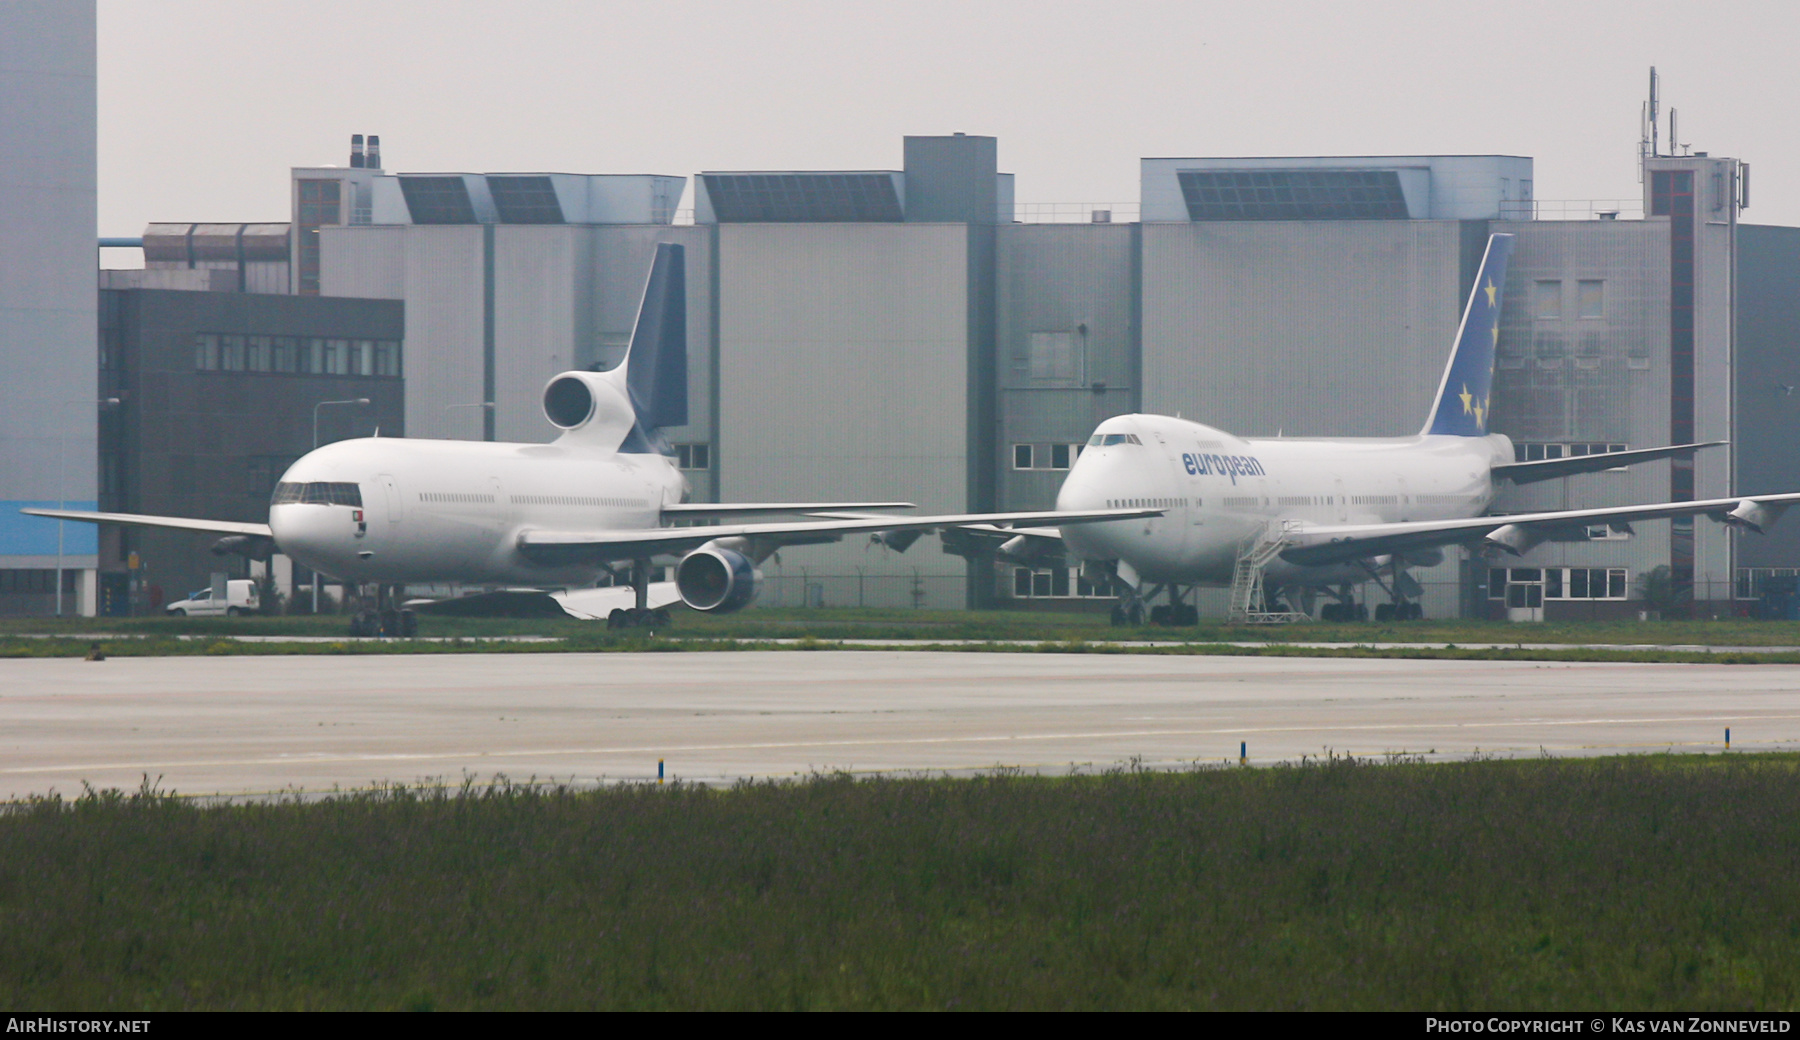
xmin=165 ymin=579 xmax=260 ymax=617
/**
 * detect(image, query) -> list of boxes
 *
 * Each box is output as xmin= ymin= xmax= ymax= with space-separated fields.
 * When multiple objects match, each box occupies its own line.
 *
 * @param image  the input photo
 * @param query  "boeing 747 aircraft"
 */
xmin=976 ymin=233 xmax=1797 ymax=624
xmin=28 ymin=244 xmax=1153 ymax=634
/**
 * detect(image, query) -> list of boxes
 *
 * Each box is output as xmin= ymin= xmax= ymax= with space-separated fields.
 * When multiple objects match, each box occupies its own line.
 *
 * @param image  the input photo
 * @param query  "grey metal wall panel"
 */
xmin=1489 ymin=219 xmax=1675 ymax=595
xmin=1735 ymin=225 xmax=1800 ymax=568
xmin=0 ymin=1 xmax=97 ymax=567
xmin=717 ymin=223 xmax=970 ymax=608
xmin=1140 ymin=221 xmax=1462 ymax=437
xmin=492 ymin=226 xmax=586 ymax=443
xmin=399 ymin=226 xmax=488 ymax=441
xmin=996 ymin=222 xmax=1136 ymax=510
xmin=319 ymin=225 xmax=406 ymax=300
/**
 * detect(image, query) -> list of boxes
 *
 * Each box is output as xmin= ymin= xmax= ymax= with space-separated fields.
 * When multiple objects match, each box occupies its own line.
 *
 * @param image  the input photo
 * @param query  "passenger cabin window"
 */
xmin=271 ymin=481 xmax=363 ymax=507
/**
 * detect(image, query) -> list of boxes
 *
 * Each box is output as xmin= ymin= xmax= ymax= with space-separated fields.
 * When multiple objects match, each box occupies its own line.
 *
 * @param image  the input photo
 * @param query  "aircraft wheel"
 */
xmin=1110 ymin=605 xmax=1128 ymax=627
xmin=607 ymin=608 xmax=628 ymax=630
xmin=1375 ymin=603 xmax=1395 ymax=622
xmin=1354 ymin=603 xmax=1369 ymax=622
xmin=1179 ymin=605 xmax=1199 ymax=626
xmin=1127 ymin=603 xmax=1145 ymax=626
xmin=379 ymin=608 xmax=401 ymax=637
xmin=400 ymin=610 xmax=419 ymax=638
xmin=652 ymin=608 xmax=671 ymax=627
xmin=1401 ymin=602 xmax=1423 ymax=621
xmin=1149 ymin=605 xmax=1170 ymax=626
xmin=1320 ymin=603 xmax=1339 ymax=622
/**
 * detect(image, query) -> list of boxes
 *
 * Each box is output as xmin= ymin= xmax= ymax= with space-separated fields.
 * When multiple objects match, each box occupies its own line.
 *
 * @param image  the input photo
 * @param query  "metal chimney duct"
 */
xmin=366 ymin=135 xmax=381 ymax=170
xmin=350 ymin=134 xmax=365 ymax=169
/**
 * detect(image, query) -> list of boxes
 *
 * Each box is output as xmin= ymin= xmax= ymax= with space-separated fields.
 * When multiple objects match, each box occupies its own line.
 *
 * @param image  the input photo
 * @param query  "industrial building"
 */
xmin=7 ymin=9 xmax=1797 ymax=620
xmin=0 ymin=2 xmax=98 ymax=616
xmin=293 ymin=135 xmax=1786 ymax=618
xmin=91 ymin=286 xmax=403 ymax=613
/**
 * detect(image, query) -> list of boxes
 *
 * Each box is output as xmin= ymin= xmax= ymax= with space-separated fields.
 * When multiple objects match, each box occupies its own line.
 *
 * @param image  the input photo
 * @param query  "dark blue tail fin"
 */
xmin=1422 ymin=233 xmax=1514 ymax=436
xmin=622 ymin=242 xmax=688 ymax=433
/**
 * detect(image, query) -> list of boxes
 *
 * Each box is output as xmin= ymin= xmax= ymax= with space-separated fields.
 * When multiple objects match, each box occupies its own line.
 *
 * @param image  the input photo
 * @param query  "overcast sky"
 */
xmin=97 ymin=0 xmax=1800 ymax=236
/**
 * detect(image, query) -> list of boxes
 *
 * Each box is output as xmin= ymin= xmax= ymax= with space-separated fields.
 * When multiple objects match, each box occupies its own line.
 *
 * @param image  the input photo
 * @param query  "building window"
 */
xmin=246 ymin=335 xmax=272 ymax=372
xmin=194 ymin=334 xmax=218 ymax=370
xmin=219 ymin=335 xmax=246 ymax=371
xmin=374 ymin=340 xmax=402 ymax=377
xmin=1739 ymin=568 xmax=1800 ymax=600
xmin=1490 ymin=567 xmax=1627 ymax=601
xmin=296 ymin=178 xmax=343 ymax=297
xmin=1533 ymin=280 xmax=1562 ymax=320
xmin=1578 ymin=280 xmax=1605 ymax=319
xmin=1012 ymin=566 xmax=1116 ymax=600
xmin=1013 ymin=443 xmax=1081 ymax=470
xmin=272 ymin=336 xmax=298 ymax=373
xmin=674 ymin=444 xmax=711 ymax=471
xmin=324 ymin=339 xmax=350 ymax=375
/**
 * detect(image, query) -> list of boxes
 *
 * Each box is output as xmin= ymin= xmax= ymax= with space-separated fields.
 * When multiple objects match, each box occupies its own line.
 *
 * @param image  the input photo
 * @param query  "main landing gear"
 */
xmin=605 ymin=558 xmax=670 ymax=630
xmin=1374 ymin=601 xmax=1424 ymax=622
xmin=607 ymin=607 xmax=670 ymax=630
xmin=350 ymin=584 xmax=418 ymax=638
xmin=1111 ymin=582 xmax=1199 ymax=627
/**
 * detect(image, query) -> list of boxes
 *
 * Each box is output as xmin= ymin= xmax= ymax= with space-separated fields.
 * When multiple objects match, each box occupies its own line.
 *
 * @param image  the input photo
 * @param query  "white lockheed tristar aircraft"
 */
xmin=980 ymin=233 xmax=1800 ymax=625
xmin=27 ymin=243 xmax=1153 ymax=634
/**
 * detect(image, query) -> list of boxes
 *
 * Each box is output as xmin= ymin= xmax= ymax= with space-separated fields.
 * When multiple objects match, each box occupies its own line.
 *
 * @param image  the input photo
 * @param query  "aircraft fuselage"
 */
xmin=269 ymin=437 xmax=686 ymax=586
xmin=1056 ymin=413 xmax=1513 ymax=587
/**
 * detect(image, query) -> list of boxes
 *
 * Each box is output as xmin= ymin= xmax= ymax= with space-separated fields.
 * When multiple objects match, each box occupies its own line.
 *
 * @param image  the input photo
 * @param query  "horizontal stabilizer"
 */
xmin=1493 ymin=441 xmax=1726 ymax=484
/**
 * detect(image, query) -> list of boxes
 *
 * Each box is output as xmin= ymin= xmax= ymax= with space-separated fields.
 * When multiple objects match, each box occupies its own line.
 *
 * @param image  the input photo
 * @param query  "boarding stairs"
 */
xmin=1226 ymin=522 xmax=1312 ymax=625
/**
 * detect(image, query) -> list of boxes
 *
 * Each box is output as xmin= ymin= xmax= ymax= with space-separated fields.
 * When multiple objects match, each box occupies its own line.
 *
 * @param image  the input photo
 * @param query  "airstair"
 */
xmin=1226 ymin=523 xmax=1312 ymax=624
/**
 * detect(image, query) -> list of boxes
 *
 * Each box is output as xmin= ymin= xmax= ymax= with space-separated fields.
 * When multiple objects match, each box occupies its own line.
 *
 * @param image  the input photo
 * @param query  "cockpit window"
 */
xmin=1086 ymin=433 xmax=1142 ymax=447
xmin=271 ymin=481 xmax=363 ymax=507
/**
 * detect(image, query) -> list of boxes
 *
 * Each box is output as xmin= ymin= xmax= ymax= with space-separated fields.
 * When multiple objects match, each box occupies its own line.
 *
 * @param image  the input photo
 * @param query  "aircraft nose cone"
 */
xmin=269 ymin=504 xmax=348 ymax=575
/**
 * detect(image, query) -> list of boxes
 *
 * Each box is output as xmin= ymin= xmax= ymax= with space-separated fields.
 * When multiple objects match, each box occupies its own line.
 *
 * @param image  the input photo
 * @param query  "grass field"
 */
xmin=4 ymin=609 xmax=1800 ymax=663
xmin=5 ymin=755 xmax=1800 ymax=1010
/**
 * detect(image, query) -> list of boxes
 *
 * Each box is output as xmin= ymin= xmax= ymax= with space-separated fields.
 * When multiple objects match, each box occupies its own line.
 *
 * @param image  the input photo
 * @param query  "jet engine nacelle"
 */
xmin=1482 ymin=523 xmax=1544 ymax=557
xmin=675 ymin=546 xmax=763 ymax=613
xmin=542 ymin=371 xmax=635 ymax=446
xmin=1718 ymin=498 xmax=1789 ymax=535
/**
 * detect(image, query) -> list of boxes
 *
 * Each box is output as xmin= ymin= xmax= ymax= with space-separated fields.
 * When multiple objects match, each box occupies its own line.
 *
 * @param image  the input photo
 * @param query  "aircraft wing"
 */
xmin=515 ymin=508 xmax=1160 ymax=565
xmin=19 ymin=508 xmax=272 ymax=539
xmin=661 ymin=502 xmax=914 ymax=520
xmin=1491 ymin=441 xmax=1726 ymax=485
xmin=1277 ymin=493 xmax=1800 ymax=568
